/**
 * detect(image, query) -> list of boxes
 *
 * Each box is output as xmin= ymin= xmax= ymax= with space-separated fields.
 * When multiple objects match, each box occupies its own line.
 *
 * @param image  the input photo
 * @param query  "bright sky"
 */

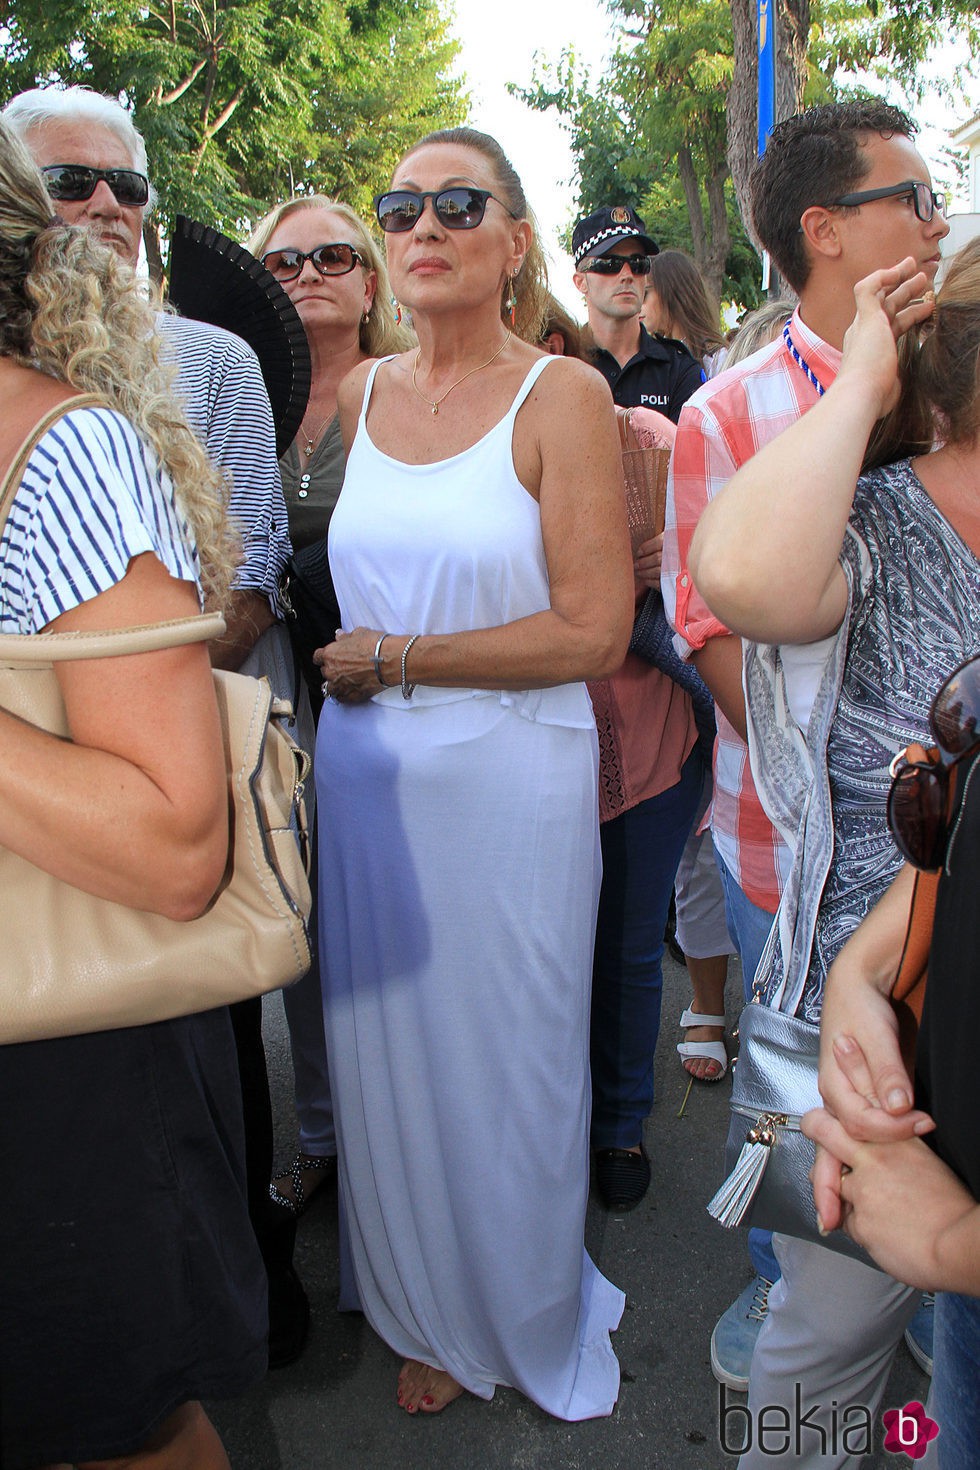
xmin=448 ymin=0 xmax=615 ymax=314
xmin=447 ymin=0 xmax=980 ymax=317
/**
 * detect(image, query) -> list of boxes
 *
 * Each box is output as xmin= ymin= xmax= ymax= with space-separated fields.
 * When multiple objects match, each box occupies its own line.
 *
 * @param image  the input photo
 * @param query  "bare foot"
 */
xmin=680 ymin=1023 xmax=726 ymax=1081
xmin=397 ymin=1359 xmax=464 ymax=1414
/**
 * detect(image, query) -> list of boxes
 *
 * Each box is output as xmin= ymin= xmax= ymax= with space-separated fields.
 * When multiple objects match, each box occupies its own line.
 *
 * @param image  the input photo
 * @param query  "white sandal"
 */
xmin=677 ymin=1007 xmax=728 ymax=1082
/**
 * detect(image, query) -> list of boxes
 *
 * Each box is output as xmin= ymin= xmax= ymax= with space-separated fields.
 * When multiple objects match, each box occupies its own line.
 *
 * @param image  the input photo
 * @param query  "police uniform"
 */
xmin=589 ymin=323 xmax=703 ymax=422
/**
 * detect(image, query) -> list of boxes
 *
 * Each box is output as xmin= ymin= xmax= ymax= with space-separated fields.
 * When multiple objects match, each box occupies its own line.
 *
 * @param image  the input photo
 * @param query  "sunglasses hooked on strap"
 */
xmin=887 ymin=654 xmax=980 ymax=870
xmin=41 ymin=164 xmax=150 ymax=207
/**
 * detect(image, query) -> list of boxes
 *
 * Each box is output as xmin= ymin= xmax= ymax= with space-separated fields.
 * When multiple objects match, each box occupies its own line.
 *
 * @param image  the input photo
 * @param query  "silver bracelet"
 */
xmin=401 ymin=634 xmax=419 ymax=700
xmin=372 ymin=633 xmax=391 ymax=686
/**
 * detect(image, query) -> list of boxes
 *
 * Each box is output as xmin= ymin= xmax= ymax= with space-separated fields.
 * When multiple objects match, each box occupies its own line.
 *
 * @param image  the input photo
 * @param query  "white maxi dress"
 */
xmin=317 ymin=354 xmax=624 ymax=1420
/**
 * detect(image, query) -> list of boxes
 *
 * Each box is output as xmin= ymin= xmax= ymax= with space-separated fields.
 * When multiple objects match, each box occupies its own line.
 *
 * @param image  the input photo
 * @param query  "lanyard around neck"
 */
xmin=782 ymin=322 xmax=827 ymax=397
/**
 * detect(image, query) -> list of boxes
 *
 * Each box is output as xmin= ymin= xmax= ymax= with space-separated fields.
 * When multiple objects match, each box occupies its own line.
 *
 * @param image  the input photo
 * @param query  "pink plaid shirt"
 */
xmin=661 ymin=308 xmax=842 ymax=911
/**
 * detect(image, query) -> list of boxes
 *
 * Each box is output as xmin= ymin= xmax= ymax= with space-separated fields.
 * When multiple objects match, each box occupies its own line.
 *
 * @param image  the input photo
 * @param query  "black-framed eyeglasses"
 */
xmin=580 ymin=254 xmax=652 ymax=278
xmin=374 ymin=188 xmax=516 ymax=233
xmin=260 ymin=243 xmax=364 ymax=281
xmin=828 ymin=180 xmax=947 ymax=224
xmin=887 ymin=654 xmax=980 ymax=871
xmin=41 ymin=164 xmax=149 ymax=208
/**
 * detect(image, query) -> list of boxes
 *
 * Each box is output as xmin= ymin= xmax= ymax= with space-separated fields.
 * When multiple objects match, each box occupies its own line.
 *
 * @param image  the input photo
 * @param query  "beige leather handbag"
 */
xmin=0 ymin=398 xmax=312 ymax=1043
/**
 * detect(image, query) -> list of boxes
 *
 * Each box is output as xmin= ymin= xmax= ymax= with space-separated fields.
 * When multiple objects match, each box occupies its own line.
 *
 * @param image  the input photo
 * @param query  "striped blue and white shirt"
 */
xmin=1 ymin=405 xmax=199 ymax=634
xmin=157 ymin=313 xmax=290 ymax=603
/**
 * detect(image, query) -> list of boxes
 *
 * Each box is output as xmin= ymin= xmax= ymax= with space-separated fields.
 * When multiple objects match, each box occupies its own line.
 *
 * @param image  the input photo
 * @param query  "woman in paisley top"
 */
xmin=688 ymin=248 xmax=980 ymax=1468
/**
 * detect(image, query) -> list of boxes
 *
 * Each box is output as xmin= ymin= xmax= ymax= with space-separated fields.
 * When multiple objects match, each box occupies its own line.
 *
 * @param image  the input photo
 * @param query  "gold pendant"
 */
xmin=431 ymin=404 xmax=439 ymax=416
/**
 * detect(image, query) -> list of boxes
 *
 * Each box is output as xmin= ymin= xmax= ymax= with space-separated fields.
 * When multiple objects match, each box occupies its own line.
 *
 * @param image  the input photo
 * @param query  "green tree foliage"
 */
xmin=518 ymin=0 xmax=980 ymax=309
xmin=515 ymin=0 xmax=749 ymax=307
xmin=0 ymin=0 xmax=464 ymax=274
xmin=304 ymin=0 xmax=465 ymax=218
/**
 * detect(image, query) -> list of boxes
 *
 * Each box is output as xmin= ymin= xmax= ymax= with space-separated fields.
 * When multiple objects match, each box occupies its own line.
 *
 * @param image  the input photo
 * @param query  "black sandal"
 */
xmin=269 ymin=1152 xmax=337 ymax=1215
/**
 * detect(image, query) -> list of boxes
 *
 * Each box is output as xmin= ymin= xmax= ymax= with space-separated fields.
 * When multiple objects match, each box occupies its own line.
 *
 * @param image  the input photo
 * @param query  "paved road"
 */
xmin=210 ymin=955 xmax=927 ymax=1468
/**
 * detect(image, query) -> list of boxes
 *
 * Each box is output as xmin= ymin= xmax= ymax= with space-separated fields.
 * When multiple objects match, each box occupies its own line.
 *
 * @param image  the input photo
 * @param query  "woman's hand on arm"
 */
xmin=817 ymin=864 xmax=933 ymax=1136
xmin=688 ymin=260 xmax=935 ymax=647
xmin=807 ymin=864 xmax=935 ymax=1230
xmin=0 ymin=552 xmax=228 ymax=919
xmin=803 ymin=1111 xmax=980 ymax=1293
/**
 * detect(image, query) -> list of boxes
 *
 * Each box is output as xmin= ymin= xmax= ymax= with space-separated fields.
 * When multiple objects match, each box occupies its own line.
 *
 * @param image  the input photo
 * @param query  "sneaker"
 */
xmin=710 ymin=1274 xmax=774 ymax=1391
xmin=905 ymin=1292 xmax=935 ymax=1376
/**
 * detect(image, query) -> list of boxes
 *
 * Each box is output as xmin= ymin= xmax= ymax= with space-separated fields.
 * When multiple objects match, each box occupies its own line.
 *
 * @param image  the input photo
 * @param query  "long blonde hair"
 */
xmin=0 ymin=120 xmax=236 ymax=605
xmin=247 ymin=196 xmax=414 ymax=357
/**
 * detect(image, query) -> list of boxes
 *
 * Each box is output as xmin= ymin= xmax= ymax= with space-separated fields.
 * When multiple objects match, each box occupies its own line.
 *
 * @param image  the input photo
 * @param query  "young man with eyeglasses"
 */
xmin=573 ymin=205 xmax=703 ymax=422
xmin=2 ymin=84 xmax=316 ymax=1370
xmin=661 ymin=100 xmax=948 ymax=1462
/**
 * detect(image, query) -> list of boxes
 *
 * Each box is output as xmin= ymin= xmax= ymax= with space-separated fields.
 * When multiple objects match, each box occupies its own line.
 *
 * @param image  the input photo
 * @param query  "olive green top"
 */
xmin=279 ymin=414 xmax=345 ymax=552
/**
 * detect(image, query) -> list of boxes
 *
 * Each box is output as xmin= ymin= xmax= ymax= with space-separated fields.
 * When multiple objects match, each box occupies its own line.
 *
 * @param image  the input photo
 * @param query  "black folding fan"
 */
xmin=168 ymin=215 xmax=312 ymax=458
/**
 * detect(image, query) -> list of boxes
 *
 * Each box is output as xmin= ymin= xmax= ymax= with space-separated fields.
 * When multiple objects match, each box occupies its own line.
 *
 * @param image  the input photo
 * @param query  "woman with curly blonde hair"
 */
xmin=0 ymin=119 xmax=266 ymax=1470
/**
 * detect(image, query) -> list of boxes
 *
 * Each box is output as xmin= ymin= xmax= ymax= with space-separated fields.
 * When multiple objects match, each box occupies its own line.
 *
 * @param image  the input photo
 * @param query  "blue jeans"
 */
xmin=932 ymin=1291 xmax=980 ymax=1467
xmin=715 ymin=847 xmax=781 ymax=1286
xmin=590 ymin=749 xmax=703 ymax=1150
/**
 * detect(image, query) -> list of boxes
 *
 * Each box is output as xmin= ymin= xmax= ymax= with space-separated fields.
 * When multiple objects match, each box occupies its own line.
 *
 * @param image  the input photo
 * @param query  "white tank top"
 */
xmin=327 ymin=354 xmax=595 ymax=728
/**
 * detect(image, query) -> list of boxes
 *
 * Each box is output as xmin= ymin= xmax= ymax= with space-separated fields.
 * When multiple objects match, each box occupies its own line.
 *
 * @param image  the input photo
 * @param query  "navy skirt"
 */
xmin=0 ymin=1005 xmax=267 ymax=1469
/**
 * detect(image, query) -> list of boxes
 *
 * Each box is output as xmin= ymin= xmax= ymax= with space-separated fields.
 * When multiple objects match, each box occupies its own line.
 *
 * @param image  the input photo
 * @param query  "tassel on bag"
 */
xmin=707 ymin=1112 xmax=791 ymax=1228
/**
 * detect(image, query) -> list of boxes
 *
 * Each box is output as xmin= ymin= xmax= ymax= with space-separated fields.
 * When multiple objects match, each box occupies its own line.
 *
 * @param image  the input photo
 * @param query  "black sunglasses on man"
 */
xmin=41 ymin=164 xmax=150 ymax=208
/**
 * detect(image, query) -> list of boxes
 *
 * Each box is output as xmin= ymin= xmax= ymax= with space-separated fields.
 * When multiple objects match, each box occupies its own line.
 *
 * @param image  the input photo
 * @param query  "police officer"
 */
xmin=573 ymin=204 xmax=702 ymax=421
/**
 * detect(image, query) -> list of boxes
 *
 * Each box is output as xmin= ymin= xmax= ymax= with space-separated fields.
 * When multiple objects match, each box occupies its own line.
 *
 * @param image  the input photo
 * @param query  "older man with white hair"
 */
xmin=3 ymin=85 xmax=290 ymax=667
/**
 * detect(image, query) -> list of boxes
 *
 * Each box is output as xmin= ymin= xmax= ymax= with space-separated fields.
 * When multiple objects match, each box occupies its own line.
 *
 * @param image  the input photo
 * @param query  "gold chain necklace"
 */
xmin=300 ymin=414 xmax=332 ymax=457
xmin=411 ymin=334 xmax=510 ymax=416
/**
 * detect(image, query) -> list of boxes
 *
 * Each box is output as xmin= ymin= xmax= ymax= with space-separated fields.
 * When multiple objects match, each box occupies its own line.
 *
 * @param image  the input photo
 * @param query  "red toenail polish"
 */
xmin=422 ymin=1395 xmax=434 ymax=1406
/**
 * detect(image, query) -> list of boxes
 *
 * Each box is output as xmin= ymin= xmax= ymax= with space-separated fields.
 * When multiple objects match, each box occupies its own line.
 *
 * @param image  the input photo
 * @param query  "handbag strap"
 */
xmin=0 ymin=393 xmax=106 ymax=533
xmin=891 ymin=866 xmax=939 ymax=1012
xmin=0 ymin=393 xmax=226 ymax=658
xmin=0 ymin=613 xmax=227 ymax=664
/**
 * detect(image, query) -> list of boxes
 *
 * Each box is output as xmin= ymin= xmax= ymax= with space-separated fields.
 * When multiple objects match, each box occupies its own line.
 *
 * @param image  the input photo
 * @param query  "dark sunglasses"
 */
xmin=887 ymin=654 xmax=980 ymax=870
xmin=260 ymin=243 xmax=363 ymax=281
xmin=580 ymin=254 xmax=652 ymax=277
xmin=828 ymin=180 xmax=947 ymax=224
xmin=41 ymin=164 xmax=149 ymax=207
xmin=374 ymin=187 xmax=516 ymax=233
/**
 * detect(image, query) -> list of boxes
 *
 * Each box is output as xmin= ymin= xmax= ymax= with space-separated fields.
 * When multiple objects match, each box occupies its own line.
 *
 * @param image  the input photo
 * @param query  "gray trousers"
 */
xmin=737 ymin=1234 xmax=919 ymax=1469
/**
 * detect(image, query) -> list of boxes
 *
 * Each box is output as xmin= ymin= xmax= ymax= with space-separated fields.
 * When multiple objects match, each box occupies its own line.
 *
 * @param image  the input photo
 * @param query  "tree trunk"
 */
xmin=143 ymin=219 xmax=165 ymax=291
xmin=703 ymin=159 xmax=731 ymax=301
xmin=677 ymin=144 xmax=707 ymax=263
xmin=727 ymin=0 xmax=810 ymax=255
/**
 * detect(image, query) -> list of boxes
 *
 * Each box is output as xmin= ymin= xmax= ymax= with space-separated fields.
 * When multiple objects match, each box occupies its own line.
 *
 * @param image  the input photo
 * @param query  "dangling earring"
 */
xmin=395 ymin=301 xmax=402 ymax=324
xmin=507 ymin=271 xmax=519 ymax=328
xmin=363 ymin=303 xmax=372 ymax=323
